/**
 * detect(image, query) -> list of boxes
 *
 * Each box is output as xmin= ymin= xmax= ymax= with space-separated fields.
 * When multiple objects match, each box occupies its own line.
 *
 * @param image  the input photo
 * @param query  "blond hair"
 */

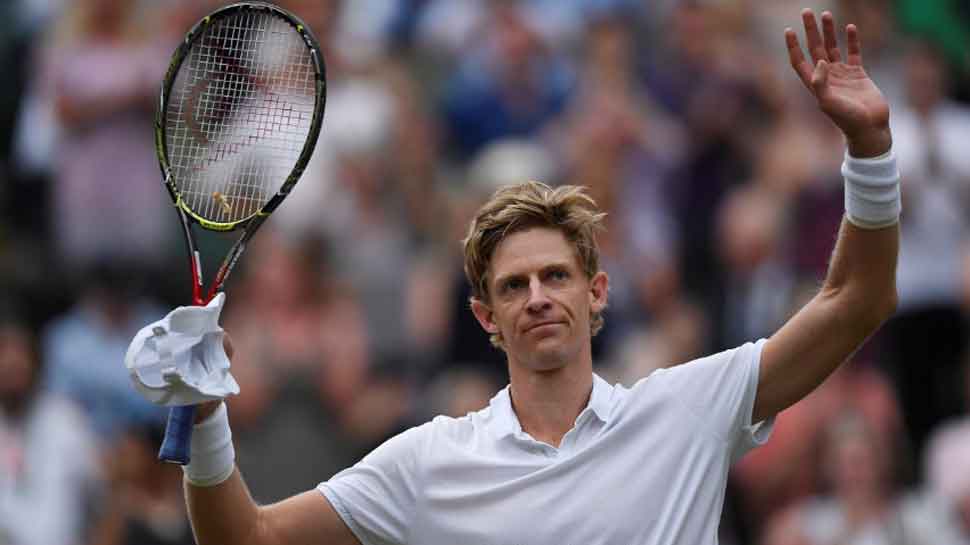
xmin=462 ymin=181 xmax=606 ymax=348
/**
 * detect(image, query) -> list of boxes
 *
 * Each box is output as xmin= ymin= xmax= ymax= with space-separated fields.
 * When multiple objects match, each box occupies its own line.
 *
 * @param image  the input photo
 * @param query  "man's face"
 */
xmin=471 ymin=227 xmax=608 ymax=371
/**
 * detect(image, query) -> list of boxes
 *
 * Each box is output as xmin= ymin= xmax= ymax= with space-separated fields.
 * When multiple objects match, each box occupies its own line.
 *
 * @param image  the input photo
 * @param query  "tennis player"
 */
xmin=155 ymin=9 xmax=900 ymax=545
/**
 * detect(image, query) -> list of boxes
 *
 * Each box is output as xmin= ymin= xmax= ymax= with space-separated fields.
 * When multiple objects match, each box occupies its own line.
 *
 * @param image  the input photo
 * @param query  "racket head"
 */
xmin=154 ymin=1 xmax=325 ymax=465
xmin=155 ymin=1 xmax=326 ymax=233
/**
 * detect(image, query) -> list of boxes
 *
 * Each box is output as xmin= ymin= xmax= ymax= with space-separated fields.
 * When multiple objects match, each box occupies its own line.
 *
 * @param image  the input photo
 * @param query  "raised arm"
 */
xmin=181 ymin=350 xmax=360 ymax=545
xmin=184 ymin=462 xmax=359 ymax=545
xmin=754 ymin=10 xmax=899 ymax=422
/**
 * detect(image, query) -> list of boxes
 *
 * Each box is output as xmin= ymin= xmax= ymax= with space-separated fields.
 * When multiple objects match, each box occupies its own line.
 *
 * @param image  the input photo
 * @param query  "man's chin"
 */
xmin=523 ymin=342 xmax=572 ymax=372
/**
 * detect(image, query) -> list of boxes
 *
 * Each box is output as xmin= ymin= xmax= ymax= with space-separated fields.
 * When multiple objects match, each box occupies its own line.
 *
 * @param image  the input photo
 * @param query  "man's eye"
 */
xmin=549 ymin=269 xmax=568 ymax=281
xmin=504 ymin=279 xmax=525 ymax=292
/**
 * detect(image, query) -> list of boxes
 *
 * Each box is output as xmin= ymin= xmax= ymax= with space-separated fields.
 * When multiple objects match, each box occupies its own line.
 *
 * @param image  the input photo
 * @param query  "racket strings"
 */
xmin=166 ymin=10 xmax=316 ymax=224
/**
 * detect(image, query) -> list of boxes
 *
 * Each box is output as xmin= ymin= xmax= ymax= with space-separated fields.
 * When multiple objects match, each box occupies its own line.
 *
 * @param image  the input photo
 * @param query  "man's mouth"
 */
xmin=525 ymin=321 xmax=564 ymax=333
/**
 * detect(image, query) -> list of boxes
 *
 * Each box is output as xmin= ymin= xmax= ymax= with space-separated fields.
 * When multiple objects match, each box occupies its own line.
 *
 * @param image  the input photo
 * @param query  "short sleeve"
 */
xmin=653 ymin=339 xmax=774 ymax=460
xmin=317 ymin=424 xmax=427 ymax=545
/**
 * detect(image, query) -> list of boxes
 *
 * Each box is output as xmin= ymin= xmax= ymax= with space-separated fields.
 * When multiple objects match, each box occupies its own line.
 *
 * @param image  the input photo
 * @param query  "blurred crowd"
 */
xmin=1 ymin=0 xmax=969 ymax=544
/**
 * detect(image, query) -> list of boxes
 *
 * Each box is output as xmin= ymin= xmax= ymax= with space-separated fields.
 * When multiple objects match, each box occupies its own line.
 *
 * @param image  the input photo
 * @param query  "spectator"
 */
xmin=42 ymin=261 xmax=166 ymax=439
xmin=440 ymin=1 xmax=575 ymax=159
xmin=711 ymin=185 xmax=793 ymax=351
xmin=776 ymin=411 xmax=962 ymax=545
xmin=41 ymin=0 xmax=173 ymax=267
xmin=735 ymin=358 xmax=903 ymax=534
xmin=924 ymin=358 xmax=970 ymax=541
xmin=0 ymin=319 xmax=103 ymax=545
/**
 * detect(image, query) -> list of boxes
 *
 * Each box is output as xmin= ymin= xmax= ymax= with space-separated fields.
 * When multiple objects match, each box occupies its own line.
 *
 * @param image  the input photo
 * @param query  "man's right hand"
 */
xmin=194 ymin=333 xmax=234 ymax=424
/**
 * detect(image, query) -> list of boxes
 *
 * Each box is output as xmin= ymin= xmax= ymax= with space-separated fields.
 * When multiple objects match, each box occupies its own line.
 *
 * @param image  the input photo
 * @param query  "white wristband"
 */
xmin=183 ymin=402 xmax=235 ymax=487
xmin=841 ymin=149 xmax=901 ymax=229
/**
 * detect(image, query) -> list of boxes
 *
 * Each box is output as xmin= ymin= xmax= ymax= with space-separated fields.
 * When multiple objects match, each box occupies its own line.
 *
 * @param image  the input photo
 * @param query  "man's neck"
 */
xmin=507 ymin=363 xmax=593 ymax=448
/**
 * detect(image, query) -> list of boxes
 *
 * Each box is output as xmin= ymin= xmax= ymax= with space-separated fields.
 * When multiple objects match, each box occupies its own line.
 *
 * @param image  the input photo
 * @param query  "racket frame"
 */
xmin=153 ymin=1 xmax=326 ymax=464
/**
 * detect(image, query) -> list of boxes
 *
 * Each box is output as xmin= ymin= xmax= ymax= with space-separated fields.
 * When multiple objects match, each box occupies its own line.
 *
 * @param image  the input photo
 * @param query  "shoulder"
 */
xmin=645 ymin=340 xmax=766 ymax=389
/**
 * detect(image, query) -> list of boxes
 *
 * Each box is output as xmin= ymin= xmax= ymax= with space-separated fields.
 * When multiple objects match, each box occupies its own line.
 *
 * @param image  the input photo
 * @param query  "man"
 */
xmin=145 ymin=9 xmax=900 ymax=545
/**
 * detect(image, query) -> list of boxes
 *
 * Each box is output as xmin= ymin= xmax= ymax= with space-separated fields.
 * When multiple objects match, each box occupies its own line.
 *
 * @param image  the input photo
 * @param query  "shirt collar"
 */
xmin=488 ymin=373 xmax=613 ymax=439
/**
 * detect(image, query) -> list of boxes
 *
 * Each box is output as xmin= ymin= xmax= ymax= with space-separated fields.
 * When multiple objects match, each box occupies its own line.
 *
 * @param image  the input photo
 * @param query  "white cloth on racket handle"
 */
xmin=124 ymin=292 xmax=238 ymax=464
xmin=124 ymin=292 xmax=239 ymax=406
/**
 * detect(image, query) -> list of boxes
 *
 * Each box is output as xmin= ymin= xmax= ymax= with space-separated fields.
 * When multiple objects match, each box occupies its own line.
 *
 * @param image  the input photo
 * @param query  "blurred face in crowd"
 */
xmin=671 ymin=4 xmax=717 ymax=66
xmin=472 ymin=227 xmax=608 ymax=373
xmin=904 ymin=42 xmax=947 ymax=114
xmin=717 ymin=188 xmax=782 ymax=274
xmin=826 ymin=418 xmax=890 ymax=501
xmin=491 ymin=3 xmax=543 ymax=85
xmin=0 ymin=325 xmax=37 ymax=415
xmin=82 ymin=0 xmax=134 ymax=36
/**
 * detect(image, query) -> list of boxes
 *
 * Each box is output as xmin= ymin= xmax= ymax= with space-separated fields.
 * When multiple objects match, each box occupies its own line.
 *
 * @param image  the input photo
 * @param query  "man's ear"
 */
xmin=470 ymin=297 xmax=499 ymax=335
xmin=589 ymin=271 xmax=609 ymax=314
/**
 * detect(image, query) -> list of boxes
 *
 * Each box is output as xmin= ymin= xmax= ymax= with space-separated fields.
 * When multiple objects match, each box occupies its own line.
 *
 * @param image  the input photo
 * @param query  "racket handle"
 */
xmin=159 ymin=405 xmax=197 ymax=464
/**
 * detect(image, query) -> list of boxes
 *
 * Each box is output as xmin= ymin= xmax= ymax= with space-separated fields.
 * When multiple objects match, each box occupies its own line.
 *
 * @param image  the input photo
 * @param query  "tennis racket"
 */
xmin=154 ymin=1 xmax=326 ymax=464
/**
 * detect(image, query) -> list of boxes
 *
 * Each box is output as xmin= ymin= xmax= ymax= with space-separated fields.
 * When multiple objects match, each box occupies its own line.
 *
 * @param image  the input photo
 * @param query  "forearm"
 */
xmin=182 ymin=401 xmax=266 ymax=545
xmin=186 ymin=464 xmax=358 ymax=545
xmin=812 ymin=128 xmax=901 ymax=348
xmin=820 ymin=218 xmax=899 ymax=323
xmin=185 ymin=467 xmax=265 ymax=545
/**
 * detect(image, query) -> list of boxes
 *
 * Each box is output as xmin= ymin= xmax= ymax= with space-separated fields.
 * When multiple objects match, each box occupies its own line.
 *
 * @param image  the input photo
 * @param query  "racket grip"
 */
xmin=159 ymin=405 xmax=197 ymax=464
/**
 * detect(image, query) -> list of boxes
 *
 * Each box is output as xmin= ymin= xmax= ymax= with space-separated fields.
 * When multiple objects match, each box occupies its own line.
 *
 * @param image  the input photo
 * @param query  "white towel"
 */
xmin=125 ymin=293 xmax=239 ymax=406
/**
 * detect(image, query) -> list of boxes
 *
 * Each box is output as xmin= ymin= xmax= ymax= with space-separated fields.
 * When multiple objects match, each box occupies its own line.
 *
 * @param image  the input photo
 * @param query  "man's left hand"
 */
xmin=786 ymin=9 xmax=891 ymax=158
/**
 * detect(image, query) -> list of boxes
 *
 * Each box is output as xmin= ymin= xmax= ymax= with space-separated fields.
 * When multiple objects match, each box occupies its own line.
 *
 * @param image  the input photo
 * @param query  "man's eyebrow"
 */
xmin=492 ymin=271 xmax=525 ymax=288
xmin=493 ymin=261 xmax=575 ymax=286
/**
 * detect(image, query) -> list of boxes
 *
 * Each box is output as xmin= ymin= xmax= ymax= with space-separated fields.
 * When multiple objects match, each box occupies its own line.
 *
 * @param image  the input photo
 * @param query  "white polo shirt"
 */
xmin=319 ymin=339 xmax=773 ymax=545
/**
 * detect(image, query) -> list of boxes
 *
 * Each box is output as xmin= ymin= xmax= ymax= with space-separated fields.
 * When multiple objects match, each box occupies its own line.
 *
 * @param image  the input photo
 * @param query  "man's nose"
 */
xmin=526 ymin=278 xmax=552 ymax=313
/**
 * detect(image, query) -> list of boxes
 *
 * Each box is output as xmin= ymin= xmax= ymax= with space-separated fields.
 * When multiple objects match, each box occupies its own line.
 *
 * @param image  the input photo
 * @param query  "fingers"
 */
xmin=788 ymin=9 xmax=863 ymax=90
xmin=223 ymin=331 xmax=234 ymax=359
xmin=846 ymin=23 xmax=863 ymax=65
xmin=821 ymin=11 xmax=842 ymax=63
xmin=786 ymin=27 xmax=814 ymax=89
xmin=811 ymin=59 xmax=829 ymax=94
xmin=801 ymin=9 xmax=827 ymax=65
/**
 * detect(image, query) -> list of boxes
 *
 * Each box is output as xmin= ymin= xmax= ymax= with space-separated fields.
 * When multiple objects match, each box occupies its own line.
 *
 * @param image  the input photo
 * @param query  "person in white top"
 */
xmin=152 ymin=9 xmax=901 ymax=545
